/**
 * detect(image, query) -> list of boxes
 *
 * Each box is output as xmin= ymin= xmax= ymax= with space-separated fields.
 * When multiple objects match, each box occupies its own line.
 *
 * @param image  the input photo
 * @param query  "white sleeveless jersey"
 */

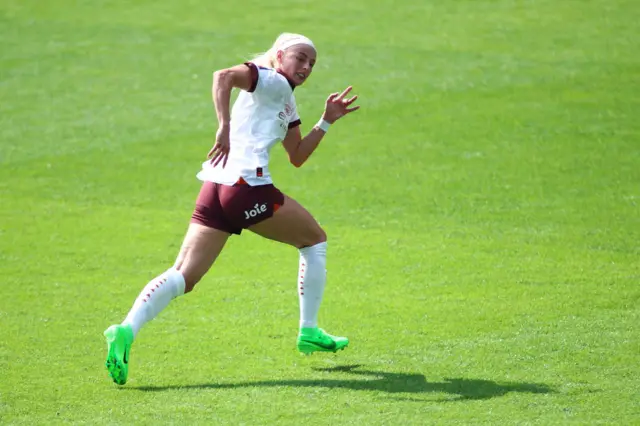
xmin=197 ymin=63 xmax=301 ymax=186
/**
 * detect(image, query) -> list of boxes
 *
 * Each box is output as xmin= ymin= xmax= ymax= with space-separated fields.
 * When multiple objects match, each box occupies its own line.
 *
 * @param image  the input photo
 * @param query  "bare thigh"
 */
xmin=174 ymin=223 xmax=230 ymax=292
xmin=248 ymin=195 xmax=326 ymax=248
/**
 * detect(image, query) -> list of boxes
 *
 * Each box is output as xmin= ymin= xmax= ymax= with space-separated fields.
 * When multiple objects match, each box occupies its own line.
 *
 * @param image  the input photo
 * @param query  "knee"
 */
xmin=301 ymin=226 xmax=326 ymax=248
xmin=316 ymin=227 xmax=327 ymax=244
xmin=174 ymin=251 xmax=205 ymax=293
xmin=178 ymin=269 xmax=202 ymax=294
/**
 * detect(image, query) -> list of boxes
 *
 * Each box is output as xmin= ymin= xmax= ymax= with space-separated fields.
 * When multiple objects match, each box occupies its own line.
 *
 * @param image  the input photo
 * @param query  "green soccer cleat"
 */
xmin=297 ymin=327 xmax=349 ymax=355
xmin=103 ymin=324 xmax=133 ymax=385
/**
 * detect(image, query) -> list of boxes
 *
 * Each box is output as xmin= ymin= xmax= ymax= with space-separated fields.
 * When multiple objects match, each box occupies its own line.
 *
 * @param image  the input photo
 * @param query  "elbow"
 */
xmin=213 ymin=69 xmax=231 ymax=87
xmin=290 ymin=156 xmax=305 ymax=168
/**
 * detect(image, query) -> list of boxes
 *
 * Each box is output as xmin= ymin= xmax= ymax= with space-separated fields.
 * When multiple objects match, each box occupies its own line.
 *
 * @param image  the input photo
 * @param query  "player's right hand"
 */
xmin=208 ymin=125 xmax=231 ymax=168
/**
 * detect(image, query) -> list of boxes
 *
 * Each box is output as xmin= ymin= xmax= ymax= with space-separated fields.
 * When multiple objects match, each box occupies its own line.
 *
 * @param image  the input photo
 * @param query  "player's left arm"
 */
xmin=282 ymin=86 xmax=359 ymax=168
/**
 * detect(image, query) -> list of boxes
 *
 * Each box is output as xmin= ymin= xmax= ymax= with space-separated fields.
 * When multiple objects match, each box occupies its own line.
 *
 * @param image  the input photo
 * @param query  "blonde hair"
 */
xmin=251 ymin=33 xmax=315 ymax=68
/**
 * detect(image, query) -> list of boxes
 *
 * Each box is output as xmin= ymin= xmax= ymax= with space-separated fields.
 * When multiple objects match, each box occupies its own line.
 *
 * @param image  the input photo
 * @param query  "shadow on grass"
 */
xmin=130 ymin=364 xmax=553 ymax=401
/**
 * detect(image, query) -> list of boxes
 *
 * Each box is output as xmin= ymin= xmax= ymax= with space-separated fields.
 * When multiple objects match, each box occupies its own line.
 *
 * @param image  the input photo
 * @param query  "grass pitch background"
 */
xmin=1 ymin=0 xmax=638 ymax=424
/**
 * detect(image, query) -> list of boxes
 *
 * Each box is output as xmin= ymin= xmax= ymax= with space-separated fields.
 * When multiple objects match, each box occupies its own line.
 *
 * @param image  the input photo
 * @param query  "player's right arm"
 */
xmin=209 ymin=64 xmax=257 ymax=167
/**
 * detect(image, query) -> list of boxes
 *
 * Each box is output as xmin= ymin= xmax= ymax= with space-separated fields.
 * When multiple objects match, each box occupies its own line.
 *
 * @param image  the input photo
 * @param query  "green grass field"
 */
xmin=1 ymin=0 xmax=639 ymax=424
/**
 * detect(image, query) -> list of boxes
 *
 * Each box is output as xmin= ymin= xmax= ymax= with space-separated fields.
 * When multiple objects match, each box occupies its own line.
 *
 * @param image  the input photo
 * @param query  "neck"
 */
xmin=276 ymin=68 xmax=296 ymax=90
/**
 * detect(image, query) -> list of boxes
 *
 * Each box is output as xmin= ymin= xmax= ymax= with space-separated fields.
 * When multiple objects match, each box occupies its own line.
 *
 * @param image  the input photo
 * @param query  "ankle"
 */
xmin=299 ymin=326 xmax=319 ymax=335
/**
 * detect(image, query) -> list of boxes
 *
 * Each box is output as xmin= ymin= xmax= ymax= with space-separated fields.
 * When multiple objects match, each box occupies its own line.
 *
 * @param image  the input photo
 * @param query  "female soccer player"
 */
xmin=103 ymin=33 xmax=360 ymax=385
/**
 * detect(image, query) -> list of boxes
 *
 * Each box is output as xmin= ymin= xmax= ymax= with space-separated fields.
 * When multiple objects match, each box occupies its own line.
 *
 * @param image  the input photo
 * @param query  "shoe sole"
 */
xmin=104 ymin=328 xmax=128 ymax=385
xmin=297 ymin=341 xmax=349 ymax=355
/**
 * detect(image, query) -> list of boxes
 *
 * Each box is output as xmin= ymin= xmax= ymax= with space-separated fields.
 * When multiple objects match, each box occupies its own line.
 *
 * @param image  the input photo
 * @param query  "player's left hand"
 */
xmin=322 ymin=86 xmax=360 ymax=124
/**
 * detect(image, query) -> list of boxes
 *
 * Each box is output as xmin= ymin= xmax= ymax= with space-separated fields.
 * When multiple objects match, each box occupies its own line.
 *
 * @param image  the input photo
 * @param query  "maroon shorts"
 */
xmin=190 ymin=180 xmax=285 ymax=235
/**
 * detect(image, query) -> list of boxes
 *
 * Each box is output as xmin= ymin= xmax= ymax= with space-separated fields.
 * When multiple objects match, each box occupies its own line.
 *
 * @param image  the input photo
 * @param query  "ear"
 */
xmin=276 ymin=49 xmax=284 ymax=65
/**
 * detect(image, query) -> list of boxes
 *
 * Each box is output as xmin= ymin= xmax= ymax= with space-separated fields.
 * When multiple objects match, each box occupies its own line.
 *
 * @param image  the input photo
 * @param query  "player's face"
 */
xmin=278 ymin=45 xmax=317 ymax=86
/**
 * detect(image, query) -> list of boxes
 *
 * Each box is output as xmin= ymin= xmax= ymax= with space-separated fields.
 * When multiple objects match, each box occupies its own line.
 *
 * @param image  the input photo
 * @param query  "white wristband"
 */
xmin=315 ymin=118 xmax=331 ymax=133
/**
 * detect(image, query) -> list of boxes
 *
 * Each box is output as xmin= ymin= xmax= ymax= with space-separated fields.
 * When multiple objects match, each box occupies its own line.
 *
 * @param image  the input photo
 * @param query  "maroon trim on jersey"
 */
xmin=276 ymin=68 xmax=296 ymax=90
xmin=244 ymin=62 xmax=259 ymax=92
xmin=288 ymin=119 xmax=301 ymax=129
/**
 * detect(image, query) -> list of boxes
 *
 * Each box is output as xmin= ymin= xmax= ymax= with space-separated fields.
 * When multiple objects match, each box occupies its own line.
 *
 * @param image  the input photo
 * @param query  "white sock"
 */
xmin=122 ymin=268 xmax=186 ymax=339
xmin=298 ymin=242 xmax=327 ymax=328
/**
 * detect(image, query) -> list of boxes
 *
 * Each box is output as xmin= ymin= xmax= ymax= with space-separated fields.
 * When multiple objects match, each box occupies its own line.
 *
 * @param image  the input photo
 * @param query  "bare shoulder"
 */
xmin=214 ymin=63 xmax=255 ymax=92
